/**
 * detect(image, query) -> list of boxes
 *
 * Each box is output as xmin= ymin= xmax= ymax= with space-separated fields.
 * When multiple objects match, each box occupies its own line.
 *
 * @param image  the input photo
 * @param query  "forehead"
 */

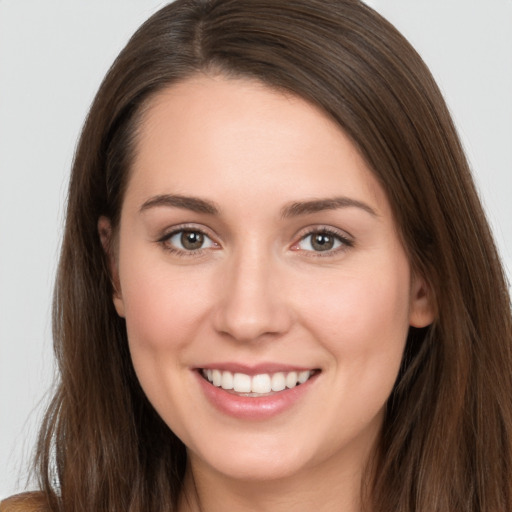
xmin=126 ymin=74 xmax=387 ymax=216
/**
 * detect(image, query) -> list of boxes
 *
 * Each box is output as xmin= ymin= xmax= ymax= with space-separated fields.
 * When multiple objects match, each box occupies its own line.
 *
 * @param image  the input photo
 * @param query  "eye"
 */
xmin=293 ymin=228 xmax=353 ymax=254
xmin=161 ymin=228 xmax=218 ymax=253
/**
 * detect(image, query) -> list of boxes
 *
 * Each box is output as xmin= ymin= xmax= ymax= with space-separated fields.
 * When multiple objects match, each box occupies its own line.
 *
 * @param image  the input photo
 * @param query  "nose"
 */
xmin=212 ymin=247 xmax=293 ymax=343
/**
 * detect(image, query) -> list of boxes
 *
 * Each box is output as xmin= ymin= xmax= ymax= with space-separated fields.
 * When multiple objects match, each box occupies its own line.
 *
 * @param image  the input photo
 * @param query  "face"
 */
xmin=102 ymin=76 xmax=433 ymax=484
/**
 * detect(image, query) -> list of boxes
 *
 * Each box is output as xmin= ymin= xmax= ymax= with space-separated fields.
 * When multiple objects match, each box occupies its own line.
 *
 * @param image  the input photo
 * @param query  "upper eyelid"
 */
xmin=157 ymin=223 xmax=217 ymax=241
xmin=290 ymin=226 xmax=355 ymax=257
xmin=157 ymin=226 xmax=220 ymax=257
xmin=156 ymin=225 xmax=220 ymax=256
xmin=293 ymin=224 xmax=354 ymax=242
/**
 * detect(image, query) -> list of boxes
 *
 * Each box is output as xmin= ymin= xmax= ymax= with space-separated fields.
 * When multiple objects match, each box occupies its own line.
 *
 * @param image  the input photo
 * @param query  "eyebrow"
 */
xmin=280 ymin=197 xmax=378 ymax=218
xmin=139 ymin=194 xmax=219 ymax=215
xmin=139 ymin=194 xmax=377 ymax=218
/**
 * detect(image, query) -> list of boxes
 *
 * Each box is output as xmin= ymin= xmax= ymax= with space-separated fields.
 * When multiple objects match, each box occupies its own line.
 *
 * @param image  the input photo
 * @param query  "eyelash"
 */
xmin=157 ymin=225 xmax=354 ymax=257
xmin=157 ymin=224 xmax=219 ymax=257
xmin=292 ymin=227 xmax=354 ymax=257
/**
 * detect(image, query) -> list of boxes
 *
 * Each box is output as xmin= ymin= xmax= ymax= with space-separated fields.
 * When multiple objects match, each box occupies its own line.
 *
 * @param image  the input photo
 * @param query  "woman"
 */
xmin=2 ymin=0 xmax=511 ymax=511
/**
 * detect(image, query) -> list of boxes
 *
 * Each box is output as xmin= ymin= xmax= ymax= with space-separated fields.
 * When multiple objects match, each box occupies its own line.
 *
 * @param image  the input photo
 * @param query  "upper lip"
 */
xmin=196 ymin=362 xmax=319 ymax=375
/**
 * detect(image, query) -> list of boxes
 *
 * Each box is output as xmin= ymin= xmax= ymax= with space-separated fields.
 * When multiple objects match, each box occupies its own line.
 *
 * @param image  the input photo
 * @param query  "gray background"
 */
xmin=1 ymin=0 xmax=511 ymax=499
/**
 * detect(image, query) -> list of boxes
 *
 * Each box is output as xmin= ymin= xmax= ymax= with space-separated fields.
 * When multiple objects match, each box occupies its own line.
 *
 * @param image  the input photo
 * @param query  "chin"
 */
xmin=188 ymin=434 xmax=316 ymax=482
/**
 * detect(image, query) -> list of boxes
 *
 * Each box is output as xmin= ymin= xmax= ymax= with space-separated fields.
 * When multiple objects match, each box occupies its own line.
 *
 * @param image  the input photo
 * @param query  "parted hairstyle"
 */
xmin=33 ymin=1 xmax=512 ymax=511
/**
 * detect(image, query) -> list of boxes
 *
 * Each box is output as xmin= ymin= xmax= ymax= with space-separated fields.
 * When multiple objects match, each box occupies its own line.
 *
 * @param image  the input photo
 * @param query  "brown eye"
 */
xmin=310 ymin=233 xmax=335 ymax=251
xmin=164 ymin=229 xmax=217 ymax=253
xmin=181 ymin=231 xmax=204 ymax=250
xmin=295 ymin=229 xmax=351 ymax=254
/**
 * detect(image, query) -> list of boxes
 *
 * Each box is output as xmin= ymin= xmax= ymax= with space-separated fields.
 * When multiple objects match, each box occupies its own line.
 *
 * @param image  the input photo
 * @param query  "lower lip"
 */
xmin=195 ymin=370 xmax=319 ymax=420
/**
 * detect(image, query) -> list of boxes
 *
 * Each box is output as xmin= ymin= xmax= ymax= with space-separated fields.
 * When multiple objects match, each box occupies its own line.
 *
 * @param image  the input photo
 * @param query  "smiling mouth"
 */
xmin=200 ymin=368 xmax=319 ymax=396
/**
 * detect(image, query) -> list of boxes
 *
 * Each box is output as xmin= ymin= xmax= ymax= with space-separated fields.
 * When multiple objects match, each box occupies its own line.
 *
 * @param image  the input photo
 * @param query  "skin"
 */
xmin=100 ymin=75 xmax=434 ymax=512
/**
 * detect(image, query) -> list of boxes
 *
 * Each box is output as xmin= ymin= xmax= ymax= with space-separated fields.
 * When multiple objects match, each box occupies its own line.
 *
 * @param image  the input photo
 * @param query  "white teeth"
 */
xmin=252 ymin=373 xmax=272 ymax=394
xmin=271 ymin=372 xmax=286 ymax=392
xmin=221 ymin=370 xmax=234 ymax=390
xmin=285 ymin=371 xmax=298 ymax=389
xmin=202 ymin=369 xmax=315 ymax=394
xmin=298 ymin=370 xmax=310 ymax=384
xmin=233 ymin=373 xmax=252 ymax=393
xmin=212 ymin=369 xmax=222 ymax=387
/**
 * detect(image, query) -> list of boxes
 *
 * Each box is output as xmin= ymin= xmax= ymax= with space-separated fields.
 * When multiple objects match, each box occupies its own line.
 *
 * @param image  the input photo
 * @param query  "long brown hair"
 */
xmin=35 ymin=1 xmax=512 ymax=511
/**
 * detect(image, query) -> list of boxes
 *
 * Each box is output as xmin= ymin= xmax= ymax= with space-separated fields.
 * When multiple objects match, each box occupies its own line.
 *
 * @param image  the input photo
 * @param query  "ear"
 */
xmin=98 ymin=216 xmax=125 ymax=318
xmin=409 ymin=273 xmax=435 ymax=328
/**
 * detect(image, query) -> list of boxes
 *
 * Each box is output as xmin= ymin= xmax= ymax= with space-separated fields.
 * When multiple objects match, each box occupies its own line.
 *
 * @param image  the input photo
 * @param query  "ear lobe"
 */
xmin=409 ymin=273 xmax=436 ymax=328
xmin=98 ymin=216 xmax=125 ymax=318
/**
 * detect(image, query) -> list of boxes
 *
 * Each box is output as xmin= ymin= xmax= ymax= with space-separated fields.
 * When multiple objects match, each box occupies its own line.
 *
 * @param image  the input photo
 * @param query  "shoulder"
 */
xmin=0 ymin=492 xmax=49 ymax=512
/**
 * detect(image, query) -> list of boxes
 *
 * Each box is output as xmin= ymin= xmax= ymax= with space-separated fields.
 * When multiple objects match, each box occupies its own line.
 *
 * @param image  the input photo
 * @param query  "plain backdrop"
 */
xmin=1 ymin=0 xmax=511 ymax=499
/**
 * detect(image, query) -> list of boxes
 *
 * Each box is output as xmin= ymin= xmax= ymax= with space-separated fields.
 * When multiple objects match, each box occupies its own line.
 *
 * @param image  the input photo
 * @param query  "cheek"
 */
xmin=118 ymin=253 xmax=214 ymax=356
xmin=297 ymin=254 xmax=411 ymax=372
xmin=299 ymin=259 xmax=411 ymax=432
xmin=117 ymin=256 xmax=215 ymax=419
